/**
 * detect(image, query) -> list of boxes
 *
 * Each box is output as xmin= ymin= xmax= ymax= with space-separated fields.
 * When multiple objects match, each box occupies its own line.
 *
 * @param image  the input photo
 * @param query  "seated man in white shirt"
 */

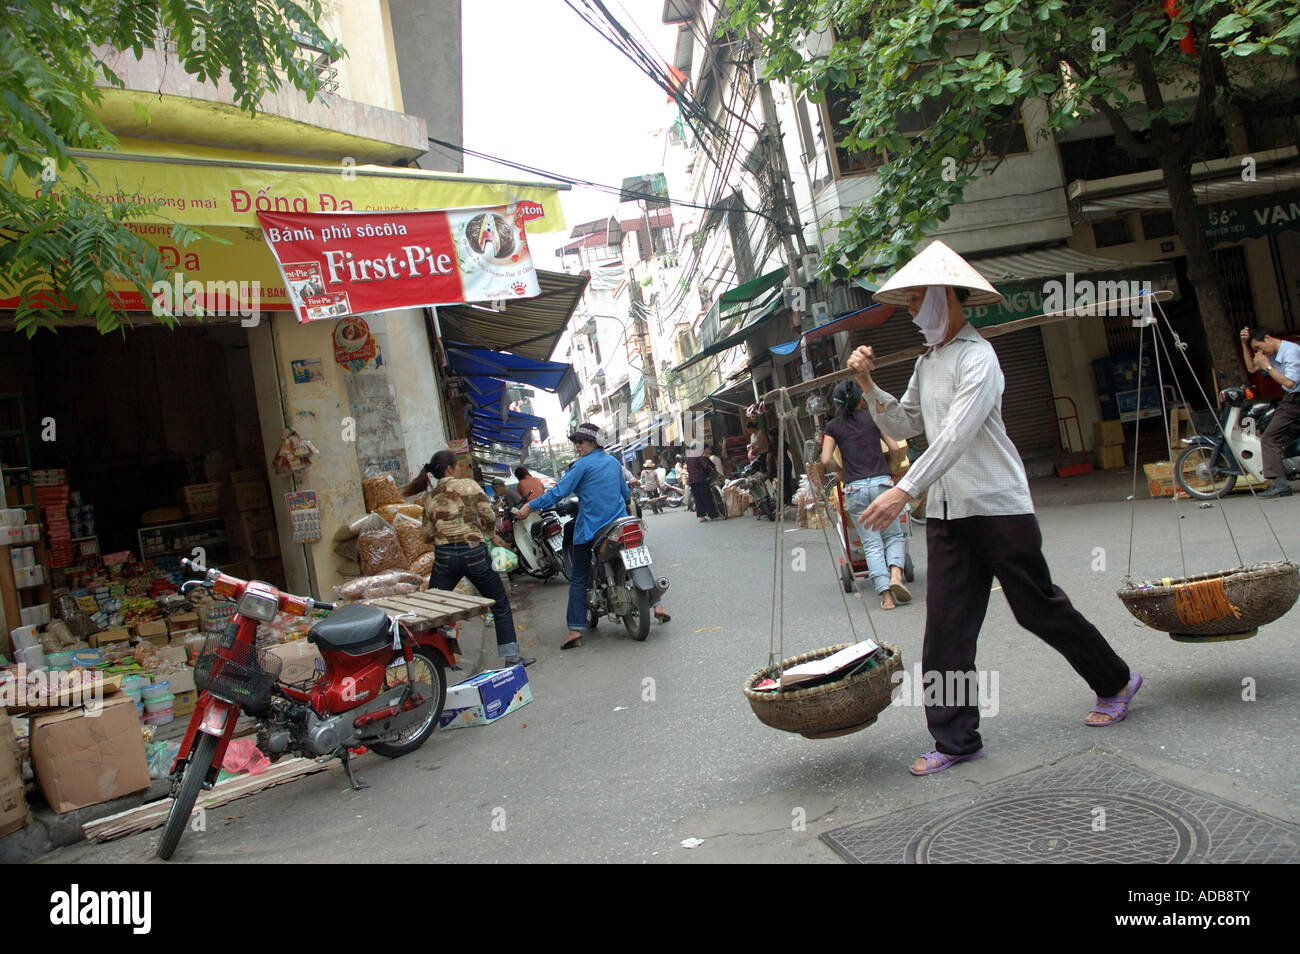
xmin=851 ymin=241 xmax=1141 ymax=777
xmin=1241 ymin=326 xmax=1300 ymax=498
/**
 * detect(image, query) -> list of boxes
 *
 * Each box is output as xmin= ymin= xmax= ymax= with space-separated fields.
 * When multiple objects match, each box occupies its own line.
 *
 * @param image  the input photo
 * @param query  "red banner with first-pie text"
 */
xmin=257 ymin=202 xmax=544 ymax=323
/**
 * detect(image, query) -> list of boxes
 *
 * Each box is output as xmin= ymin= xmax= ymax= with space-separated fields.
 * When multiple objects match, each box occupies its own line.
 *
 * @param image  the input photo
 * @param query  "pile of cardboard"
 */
xmin=195 ymin=461 xmax=285 ymax=590
xmin=1094 ymin=420 xmax=1126 ymax=471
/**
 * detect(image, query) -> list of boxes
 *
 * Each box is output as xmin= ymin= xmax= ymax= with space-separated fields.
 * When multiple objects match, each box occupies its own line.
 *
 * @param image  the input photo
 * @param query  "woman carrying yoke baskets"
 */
xmin=849 ymin=241 xmax=1143 ymax=776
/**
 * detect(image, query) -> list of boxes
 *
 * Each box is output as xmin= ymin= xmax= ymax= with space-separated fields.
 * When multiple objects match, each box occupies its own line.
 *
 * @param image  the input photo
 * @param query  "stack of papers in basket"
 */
xmin=779 ymin=640 xmax=880 ymax=690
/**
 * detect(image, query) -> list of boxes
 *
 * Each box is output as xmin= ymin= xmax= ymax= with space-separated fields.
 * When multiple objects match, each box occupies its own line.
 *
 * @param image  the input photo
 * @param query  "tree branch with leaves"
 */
xmin=724 ymin=0 xmax=1300 ymax=384
xmin=0 ymin=1 xmax=344 ymax=336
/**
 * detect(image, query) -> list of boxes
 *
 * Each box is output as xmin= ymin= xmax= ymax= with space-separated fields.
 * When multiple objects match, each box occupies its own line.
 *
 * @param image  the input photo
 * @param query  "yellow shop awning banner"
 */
xmin=16 ymin=149 xmax=567 ymax=232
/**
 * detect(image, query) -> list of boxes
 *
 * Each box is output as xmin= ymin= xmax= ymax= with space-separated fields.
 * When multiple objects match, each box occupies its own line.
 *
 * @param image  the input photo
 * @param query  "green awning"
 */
xmin=719 ymin=267 xmax=786 ymax=305
xmin=672 ymin=294 xmax=783 ymax=372
xmin=700 ymin=267 xmax=787 ymax=349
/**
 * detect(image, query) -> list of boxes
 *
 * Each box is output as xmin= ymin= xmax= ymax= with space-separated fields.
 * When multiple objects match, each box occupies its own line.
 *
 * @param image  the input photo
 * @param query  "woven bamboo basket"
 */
xmin=1117 ymin=562 xmax=1300 ymax=639
xmin=744 ymin=642 xmax=902 ymax=739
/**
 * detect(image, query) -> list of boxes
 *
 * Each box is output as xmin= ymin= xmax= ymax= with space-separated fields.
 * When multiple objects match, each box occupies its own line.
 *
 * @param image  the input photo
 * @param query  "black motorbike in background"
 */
xmin=553 ymin=496 xmax=670 ymax=640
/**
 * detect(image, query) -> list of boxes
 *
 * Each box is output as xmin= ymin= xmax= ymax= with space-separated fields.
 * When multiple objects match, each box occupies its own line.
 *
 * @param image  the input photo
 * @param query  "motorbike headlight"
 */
xmin=236 ymin=588 xmax=280 ymax=622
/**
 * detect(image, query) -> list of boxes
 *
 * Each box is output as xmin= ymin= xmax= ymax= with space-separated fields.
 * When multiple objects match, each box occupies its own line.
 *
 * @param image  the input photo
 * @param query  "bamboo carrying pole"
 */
xmin=761 ymin=290 xmax=1175 ymax=404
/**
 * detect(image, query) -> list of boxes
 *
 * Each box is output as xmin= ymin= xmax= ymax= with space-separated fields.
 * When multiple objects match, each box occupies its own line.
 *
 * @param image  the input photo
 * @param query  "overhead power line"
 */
xmin=425 ymin=136 xmax=780 ymax=227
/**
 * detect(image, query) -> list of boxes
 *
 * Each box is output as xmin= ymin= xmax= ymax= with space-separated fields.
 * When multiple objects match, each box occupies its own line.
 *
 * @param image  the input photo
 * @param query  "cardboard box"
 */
xmin=203 ymin=459 xmax=236 ymax=485
xmin=172 ymin=689 xmax=197 ymax=716
xmin=30 ymin=695 xmax=150 ymax=813
xmin=1097 ymin=444 xmax=1126 ymax=471
xmin=1093 ymin=420 xmax=1125 ymax=448
xmin=249 ymin=529 xmax=280 ymax=558
xmin=233 ymin=480 xmax=270 ymax=513
xmin=0 ymin=768 xmax=26 ymax=838
xmin=1143 ymin=461 xmax=1190 ymax=499
xmin=133 ymin=620 xmax=169 ymax=644
xmin=163 ymin=664 xmax=196 ymax=694
xmin=229 ymin=469 xmax=263 ymax=485
xmin=181 ymin=483 xmax=222 ymax=520
xmin=438 ymin=665 xmax=531 ymax=729
xmin=89 ymin=627 xmax=132 ymax=648
xmin=0 ymin=707 xmax=26 ymax=835
xmin=264 ymin=639 xmax=323 ymax=684
xmin=167 ymin=612 xmax=199 ymax=633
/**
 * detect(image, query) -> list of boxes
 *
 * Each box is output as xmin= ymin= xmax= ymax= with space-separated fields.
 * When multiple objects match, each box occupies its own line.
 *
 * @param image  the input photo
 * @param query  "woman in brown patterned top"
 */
xmin=404 ymin=450 xmax=533 ymax=668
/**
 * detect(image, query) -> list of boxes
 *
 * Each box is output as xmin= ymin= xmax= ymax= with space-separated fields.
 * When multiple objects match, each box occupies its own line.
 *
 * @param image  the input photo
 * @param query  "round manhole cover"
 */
xmin=906 ymin=792 xmax=1207 ymax=864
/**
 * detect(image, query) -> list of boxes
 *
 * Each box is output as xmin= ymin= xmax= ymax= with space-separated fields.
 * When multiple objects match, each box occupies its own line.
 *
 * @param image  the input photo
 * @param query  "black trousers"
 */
xmin=923 ymin=514 xmax=1131 ymax=755
xmin=690 ymin=481 xmax=717 ymax=518
xmin=1261 ymin=392 xmax=1300 ymax=479
xmin=428 ymin=542 xmax=517 ymax=648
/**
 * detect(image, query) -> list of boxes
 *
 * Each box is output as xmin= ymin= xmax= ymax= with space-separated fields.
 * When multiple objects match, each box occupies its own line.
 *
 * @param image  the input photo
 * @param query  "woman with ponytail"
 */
xmin=821 ymin=380 xmax=911 ymax=610
xmin=416 ymin=450 xmax=533 ymax=668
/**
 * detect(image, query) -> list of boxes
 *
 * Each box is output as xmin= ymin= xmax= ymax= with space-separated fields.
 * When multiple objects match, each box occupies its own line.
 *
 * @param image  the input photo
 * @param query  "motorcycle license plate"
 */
xmin=620 ymin=546 xmax=652 ymax=569
xmin=548 ymin=536 xmax=564 ymax=552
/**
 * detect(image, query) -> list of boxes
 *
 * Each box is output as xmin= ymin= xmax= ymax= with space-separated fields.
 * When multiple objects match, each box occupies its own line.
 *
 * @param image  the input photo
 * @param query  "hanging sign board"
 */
xmin=333 ymin=317 xmax=377 ymax=374
xmin=257 ymin=203 xmax=545 ymax=323
xmin=285 ymin=491 xmax=321 ymax=544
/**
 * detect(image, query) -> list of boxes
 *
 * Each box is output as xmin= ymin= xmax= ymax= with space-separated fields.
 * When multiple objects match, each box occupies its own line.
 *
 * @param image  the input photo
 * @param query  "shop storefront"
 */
xmin=1 ymin=142 xmax=567 ymax=629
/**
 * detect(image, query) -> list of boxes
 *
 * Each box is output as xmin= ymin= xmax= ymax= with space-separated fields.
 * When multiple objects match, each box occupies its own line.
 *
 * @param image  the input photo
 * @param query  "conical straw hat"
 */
xmin=872 ymin=240 xmax=1004 ymax=307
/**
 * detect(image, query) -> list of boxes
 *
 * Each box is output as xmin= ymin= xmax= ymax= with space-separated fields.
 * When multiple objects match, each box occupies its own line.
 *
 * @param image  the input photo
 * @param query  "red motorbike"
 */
xmin=157 ymin=558 xmax=456 ymax=860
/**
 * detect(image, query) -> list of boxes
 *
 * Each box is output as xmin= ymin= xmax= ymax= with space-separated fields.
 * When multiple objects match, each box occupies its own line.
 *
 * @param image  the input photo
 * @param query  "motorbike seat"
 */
xmin=309 ymin=603 xmax=392 ymax=655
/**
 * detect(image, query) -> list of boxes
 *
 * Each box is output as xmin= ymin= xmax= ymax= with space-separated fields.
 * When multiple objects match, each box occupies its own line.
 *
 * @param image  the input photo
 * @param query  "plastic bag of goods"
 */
xmin=392 ymin=513 xmax=434 ymax=562
xmin=377 ymin=503 xmax=423 ymax=524
xmin=362 ymin=472 xmax=405 ymax=512
xmin=409 ymin=551 xmax=436 ymax=580
xmin=335 ymin=512 xmax=389 ymax=543
xmin=489 ymin=545 xmax=518 ymax=573
xmin=358 ymin=523 xmax=408 ymax=576
xmin=336 ymin=570 xmax=425 ymax=602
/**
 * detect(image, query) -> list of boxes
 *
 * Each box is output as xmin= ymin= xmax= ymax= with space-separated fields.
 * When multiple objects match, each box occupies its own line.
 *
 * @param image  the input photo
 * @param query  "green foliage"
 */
xmin=0 ymin=1 xmax=344 ymax=335
xmin=725 ymin=0 xmax=1300 ymax=282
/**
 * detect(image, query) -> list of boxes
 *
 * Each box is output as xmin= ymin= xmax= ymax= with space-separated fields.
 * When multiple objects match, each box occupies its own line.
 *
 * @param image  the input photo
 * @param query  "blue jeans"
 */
xmin=428 ymin=542 xmax=519 ymax=656
xmin=844 ymin=476 xmax=906 ymax=595
xmin=566 ymin=532 xmax=664 ymax=631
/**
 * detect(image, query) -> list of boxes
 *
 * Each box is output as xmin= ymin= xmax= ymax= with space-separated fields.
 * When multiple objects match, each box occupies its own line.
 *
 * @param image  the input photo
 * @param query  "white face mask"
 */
xmin=912 ymin=286 xmax=950 ymax=347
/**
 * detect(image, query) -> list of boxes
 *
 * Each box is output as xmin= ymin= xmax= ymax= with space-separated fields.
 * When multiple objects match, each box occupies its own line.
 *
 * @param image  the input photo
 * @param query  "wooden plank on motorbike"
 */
xmin=398 ymin=588 xmax=495 ymax=611
xmin=81 ymin=756 xmax=334 ymax=844
xmin=418 ymin=588 xmax=497 ymax=611
xmin=369 ymin=590 xmax=493 ymax=620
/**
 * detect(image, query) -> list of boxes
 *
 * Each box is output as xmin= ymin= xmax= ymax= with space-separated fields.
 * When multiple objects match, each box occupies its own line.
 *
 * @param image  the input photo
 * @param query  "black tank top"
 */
xmin=824 ymin=412 xmax=890 ymax=483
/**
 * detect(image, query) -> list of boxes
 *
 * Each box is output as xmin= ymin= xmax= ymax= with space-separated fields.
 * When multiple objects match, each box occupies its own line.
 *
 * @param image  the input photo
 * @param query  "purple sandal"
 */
xmin=1086 ymin=672 xmax=1143 ymax=727
xmin=909 ymin=748 xmax=985 ymax=776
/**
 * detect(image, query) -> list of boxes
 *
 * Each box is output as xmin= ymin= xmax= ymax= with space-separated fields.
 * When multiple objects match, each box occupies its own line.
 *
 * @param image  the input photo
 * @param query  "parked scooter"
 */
xmin=727 ymin=459 xmax=776 ymax=520
xmin=553 ymin=497 xmax=669 ymax=640
xmin=158 ymin=558 xmax=456 ymax=860
xmin=1175 ymin=385 xmax=1300 ymax=498
xmin=509 ymin=505 xmax=569 ymax=581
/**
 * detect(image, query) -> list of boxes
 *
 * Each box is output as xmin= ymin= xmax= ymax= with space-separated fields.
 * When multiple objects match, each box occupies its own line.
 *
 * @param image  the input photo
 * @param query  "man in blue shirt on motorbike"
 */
xmin=1242 ymin=327 xmax=1300 ymax=498
xmin=518 ymin=422 xmax=670 ymax=649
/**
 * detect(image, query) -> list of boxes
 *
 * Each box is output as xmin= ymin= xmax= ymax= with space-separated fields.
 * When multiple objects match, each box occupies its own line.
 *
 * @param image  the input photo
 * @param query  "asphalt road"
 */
xmin=46 ymin=489 xmax=1300 ymax=863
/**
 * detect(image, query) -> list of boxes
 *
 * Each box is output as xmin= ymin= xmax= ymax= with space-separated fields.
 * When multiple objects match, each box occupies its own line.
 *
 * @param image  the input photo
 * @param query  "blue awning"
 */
xmin=468 ymin=408 xmax=548 ymax=448
xmin=447 ymin=347 xmax=581 ymax=408
xmin=767 ymin=302 xmax=897 ymax=355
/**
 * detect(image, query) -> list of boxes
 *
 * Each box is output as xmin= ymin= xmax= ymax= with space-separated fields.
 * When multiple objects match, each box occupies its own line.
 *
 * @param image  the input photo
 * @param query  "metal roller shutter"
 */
xmin=849 ymin=321 xmax=1057 ymax=462
xmin=847 ymin=320 xmax=926 ymax=406
xmin=991 ymin=329 xmax=1057 ymax=462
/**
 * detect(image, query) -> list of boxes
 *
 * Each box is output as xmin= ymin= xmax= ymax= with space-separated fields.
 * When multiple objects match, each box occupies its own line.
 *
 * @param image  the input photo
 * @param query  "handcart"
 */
xmin=828 ymin=481 xmax=914 ymax=594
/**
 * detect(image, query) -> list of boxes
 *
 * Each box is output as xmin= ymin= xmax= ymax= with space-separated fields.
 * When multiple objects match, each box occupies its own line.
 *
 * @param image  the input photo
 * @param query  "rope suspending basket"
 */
xmin=1117 ymin=294 xmax=1300 ymax=642
xmin=742 ymin=386 xmax=903 ymax=738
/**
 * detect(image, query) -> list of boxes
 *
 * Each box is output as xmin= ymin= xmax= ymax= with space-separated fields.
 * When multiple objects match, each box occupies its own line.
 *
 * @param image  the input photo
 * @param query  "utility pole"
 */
xmin=749 ymin=30 xmax=813 ymax=325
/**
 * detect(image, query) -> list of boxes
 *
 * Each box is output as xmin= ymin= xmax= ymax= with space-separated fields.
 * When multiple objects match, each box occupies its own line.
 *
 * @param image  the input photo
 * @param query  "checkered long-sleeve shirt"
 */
xmin=422 ymin=477 xmax=496 ymax=545
xmin=867 ymin=324 xmax=1035 ymax=519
